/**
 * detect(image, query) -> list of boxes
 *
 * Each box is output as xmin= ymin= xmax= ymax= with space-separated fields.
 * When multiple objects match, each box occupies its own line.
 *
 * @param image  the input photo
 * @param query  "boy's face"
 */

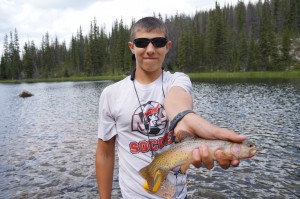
xmin=128 ymin=28 xmax=172 ymax=77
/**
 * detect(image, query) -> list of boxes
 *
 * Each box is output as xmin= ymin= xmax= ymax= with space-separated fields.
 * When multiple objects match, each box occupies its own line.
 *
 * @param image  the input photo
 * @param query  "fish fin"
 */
xmin=151 ymin=169 xmax=163 ymax=193
xmin=156 ymin=179 xmax=176 ymax=199
xmin=148 ymin=169 xmax=169 ymax=193
xmin=139 ymin=165 xmax=155 ymax=192
xmin=180 ymin=162 xmax=190 ymax=174
xmin=175 ymin=130 xmax=195 ymax=142
xmin=140 ymin=166 xmax=167 ymax=193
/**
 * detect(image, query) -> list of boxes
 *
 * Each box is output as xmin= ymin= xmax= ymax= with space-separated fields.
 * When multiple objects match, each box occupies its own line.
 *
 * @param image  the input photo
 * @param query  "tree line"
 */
xmin=1 ymin=0 xmax=299 ymax=80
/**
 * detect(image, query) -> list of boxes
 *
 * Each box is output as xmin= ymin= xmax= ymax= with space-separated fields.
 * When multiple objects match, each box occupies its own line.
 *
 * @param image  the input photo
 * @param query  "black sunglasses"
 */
xmin=133 ymin=37 xmax=168 ymax=48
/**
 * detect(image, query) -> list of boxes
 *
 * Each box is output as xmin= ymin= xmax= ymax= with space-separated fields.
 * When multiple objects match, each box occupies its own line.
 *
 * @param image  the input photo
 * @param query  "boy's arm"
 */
xmin=95 ymin=136 xmax=116 ymax=199
xmin=164 ymin=86 xmax=246 ymax=169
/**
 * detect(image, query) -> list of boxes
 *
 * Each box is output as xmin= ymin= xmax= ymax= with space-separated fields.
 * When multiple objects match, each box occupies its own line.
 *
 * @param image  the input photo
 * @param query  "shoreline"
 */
xmin=0 ymin=71 xmax=299 ymax=83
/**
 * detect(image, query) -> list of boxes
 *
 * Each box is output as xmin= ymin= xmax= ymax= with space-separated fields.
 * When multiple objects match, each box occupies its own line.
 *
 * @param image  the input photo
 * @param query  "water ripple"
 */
xmin=0 ymin=80 xmax=299 ymax=198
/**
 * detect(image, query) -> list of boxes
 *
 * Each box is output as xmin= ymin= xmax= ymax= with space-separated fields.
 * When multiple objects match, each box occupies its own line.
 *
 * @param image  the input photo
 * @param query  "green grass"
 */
xmin=188 ymin=71 xmax=300 ymax=80
xmin=0 ymin=71 xmax=299 ymax=83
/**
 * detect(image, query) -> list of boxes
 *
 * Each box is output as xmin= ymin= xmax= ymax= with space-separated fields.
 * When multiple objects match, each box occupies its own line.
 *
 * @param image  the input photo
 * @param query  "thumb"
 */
xmin=217 ymin=129 xmax=246 ymax=143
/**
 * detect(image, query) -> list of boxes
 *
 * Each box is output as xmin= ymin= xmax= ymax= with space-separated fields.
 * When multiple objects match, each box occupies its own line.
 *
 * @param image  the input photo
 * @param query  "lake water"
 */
xmin=0 ymin=79 xmax=299 ymax=199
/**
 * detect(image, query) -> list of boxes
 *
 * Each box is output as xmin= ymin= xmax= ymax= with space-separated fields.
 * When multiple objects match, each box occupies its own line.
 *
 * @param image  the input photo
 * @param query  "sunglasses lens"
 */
xmin=133 ymin=38 xmax=150 ymax=48
xmin=152 ymin=38 xmax=168 ymax=48
xmin=133 ymin=37 xmax=168 ymax=48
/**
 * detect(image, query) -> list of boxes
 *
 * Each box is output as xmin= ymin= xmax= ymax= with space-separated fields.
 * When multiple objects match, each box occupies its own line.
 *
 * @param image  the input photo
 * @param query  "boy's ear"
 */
xmin=128 ymin=42 xmax=135 ymax=53
xmin=166 ymin=41 xmax=172 ymax=52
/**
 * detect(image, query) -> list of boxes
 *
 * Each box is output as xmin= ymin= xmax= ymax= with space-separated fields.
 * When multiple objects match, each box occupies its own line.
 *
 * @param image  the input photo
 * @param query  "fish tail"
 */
xmin=156 ymin=178 xmax=176 ymax=199
xmin=139 ymin=165 xmax=164 ymax=193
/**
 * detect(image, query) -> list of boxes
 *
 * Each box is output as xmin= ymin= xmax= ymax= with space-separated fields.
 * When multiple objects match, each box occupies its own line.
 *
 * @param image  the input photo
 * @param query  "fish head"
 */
xmin=248 ymin=143 xmax=259 ymax=158
xmin=231 ymin=142 xmax=258 ymax=159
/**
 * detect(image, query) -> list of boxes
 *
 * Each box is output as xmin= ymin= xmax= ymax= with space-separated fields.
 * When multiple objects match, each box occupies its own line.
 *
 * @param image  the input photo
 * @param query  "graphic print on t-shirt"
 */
xmin=130 ymin=101 xmax=174 ymax=154
xmin=131 ymin=101 xmax=167 ymax=136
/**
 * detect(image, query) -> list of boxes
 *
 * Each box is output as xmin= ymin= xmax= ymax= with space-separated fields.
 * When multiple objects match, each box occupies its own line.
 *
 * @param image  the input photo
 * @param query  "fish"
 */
xmin=155 ymin=178 xmax=176 ymax=199
xmin=139 ymin=137 xmax=258 ymax=196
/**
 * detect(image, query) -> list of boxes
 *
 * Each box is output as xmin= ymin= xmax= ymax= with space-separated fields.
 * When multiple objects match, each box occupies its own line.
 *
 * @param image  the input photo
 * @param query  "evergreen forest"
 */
xmin=1 ymin=0 xmax=300 ymax=80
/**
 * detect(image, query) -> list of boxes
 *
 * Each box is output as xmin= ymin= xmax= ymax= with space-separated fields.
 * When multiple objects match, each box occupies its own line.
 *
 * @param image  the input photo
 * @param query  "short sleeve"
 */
xmin=168 ymin=72 xmax=192 ymax=94
xmin=97 ymin=87 xmax=117 ymax=141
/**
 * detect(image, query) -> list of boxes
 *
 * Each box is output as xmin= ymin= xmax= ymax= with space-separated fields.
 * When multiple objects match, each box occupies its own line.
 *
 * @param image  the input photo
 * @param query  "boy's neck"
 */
xmin=135 ymin=68 xmax=163 ymax=84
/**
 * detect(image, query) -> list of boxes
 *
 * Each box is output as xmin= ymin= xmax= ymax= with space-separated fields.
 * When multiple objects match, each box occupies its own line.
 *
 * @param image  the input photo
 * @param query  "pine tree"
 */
xmin=192 ymin=33 xmax=205 ymax=71
xmin=178 ymin=31 xmax=188 ymax=72
xmin=236 ymin=1 xmax=248 ymax=71
xmin=258 ymin=0 xmax=278 ymax=70
xmin=205 ymin=10 xmax=217 ymax=71
xmin=281 ymin=27 xmax=291 ymax=68
xmin=0 ymin=34 xmax=9 ymax=79
xmin=41 ymin=32 xmax=53 ymax=77
xmin=23 ymin=42 xmax=34 ymax=78
xmin=247 ymin=34 xmax=259 ymax=71
xmin=30 ymin=40 xmax=38 ymax=77
xmin=0 ymin=55 xmax=8 ymax=79
xmin=8 ymin=29 xmax=22 ymax=79
xmin=214 ymin=2 xmax=228 ymax=70
xmin=70 ymin=35 xmax=78 ymax=73
xmin=273 ymin=0 xmax=283 ymax=33
xmin=83 ymin=36 xmax=91 ymax=75
xmin=78 ymin=26 xmax=85 ymax=74
xmin=109 ymin=20 xmax=119 ymax=75
xmin=287 ymin=0 xmax=298 ymax=35
xmin=88 ymin=18 xmax=101 ymax=76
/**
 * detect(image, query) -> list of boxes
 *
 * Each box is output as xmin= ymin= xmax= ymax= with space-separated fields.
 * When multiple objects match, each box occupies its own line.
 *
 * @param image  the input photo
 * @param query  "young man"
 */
xmin=96 ymin=17 xmax=246 ymax=199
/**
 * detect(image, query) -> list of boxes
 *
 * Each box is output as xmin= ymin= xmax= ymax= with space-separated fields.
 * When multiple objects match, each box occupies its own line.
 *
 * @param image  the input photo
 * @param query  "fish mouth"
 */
xmin=249 ymin=148 xmax=259 ymax=158
xmin=245 ymin=141 xmax=259 ymax=158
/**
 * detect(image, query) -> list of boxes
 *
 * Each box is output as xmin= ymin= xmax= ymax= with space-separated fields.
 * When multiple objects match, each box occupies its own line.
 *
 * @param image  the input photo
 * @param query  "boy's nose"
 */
xmin=145 ymin=42 xmax=155 ymax=53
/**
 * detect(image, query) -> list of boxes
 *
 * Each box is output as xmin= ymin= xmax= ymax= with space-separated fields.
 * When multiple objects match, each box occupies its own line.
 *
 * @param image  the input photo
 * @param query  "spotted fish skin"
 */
xmin=139 ymin=138 xmax=258 ymax=194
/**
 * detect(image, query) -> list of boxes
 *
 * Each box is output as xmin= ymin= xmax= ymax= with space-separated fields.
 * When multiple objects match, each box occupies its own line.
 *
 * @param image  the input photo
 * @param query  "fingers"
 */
xmin=215 ymin=150 xmax=230 ymax=169
xmin=200 ymin=145 xmax=214 ymax=169
xmin=191 ymin=148 xmax=201 ymax=168
xmin=230 ymin=159 xmax=240 ymax=167
xmin=192 ymin=145 xmax=214 ymax=170
xmin=192 ymin=145 xmax=240 ymax=170
xmin=215 ymin=150 xmax=240 ymax=169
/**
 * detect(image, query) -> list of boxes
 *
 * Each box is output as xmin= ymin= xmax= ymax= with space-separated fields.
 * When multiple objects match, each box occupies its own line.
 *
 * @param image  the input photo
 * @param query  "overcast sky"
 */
xmin=0 ymin=0 xmax=257 ymax=56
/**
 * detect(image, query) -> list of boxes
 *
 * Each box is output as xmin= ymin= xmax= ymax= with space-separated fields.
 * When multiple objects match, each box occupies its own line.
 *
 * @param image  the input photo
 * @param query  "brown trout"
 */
xmin=139 ymin=138 xmax=258 ymax=195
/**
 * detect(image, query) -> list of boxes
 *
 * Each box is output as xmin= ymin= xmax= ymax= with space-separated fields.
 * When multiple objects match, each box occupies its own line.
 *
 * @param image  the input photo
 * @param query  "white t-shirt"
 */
xmin=98 ymin=71 xmax=192 ymax=199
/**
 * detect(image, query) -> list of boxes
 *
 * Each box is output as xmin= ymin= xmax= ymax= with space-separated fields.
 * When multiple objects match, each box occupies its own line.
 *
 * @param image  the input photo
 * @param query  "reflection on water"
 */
xmin=0 ymin=81 xmax=113 ymax=199
xmin=0 ymin=80 xmax=299 ymax=199
xmin=191 ymin=81 xmax=300 ymax=199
